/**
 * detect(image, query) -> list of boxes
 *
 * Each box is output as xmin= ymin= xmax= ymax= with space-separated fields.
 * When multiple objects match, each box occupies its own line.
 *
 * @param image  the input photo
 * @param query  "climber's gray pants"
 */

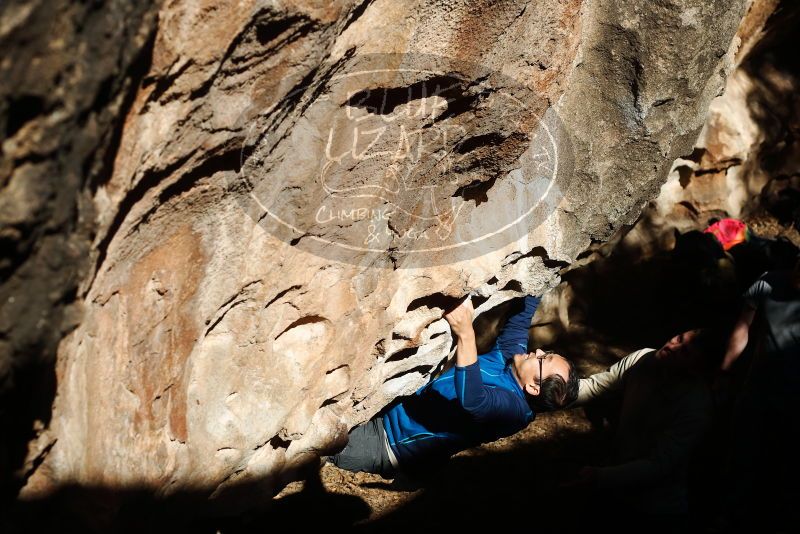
xmin=330 ymin=417 xmax=397 ymax=478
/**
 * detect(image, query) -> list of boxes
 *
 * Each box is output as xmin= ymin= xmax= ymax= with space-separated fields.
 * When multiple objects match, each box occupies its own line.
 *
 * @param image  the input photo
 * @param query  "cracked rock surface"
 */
xmin=1 ymin=0 xmax=751 ymax=514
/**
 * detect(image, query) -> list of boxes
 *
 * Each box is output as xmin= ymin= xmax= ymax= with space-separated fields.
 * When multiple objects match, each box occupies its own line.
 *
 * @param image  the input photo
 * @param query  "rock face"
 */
xmin=0 ymin=0 xmax=159 ymax=497
xmin=2 ymin=0 xmax=752 ymax=516
xmin=523 ymin=0 xmax=800 ymax=386
xmin=568 ymin=0 xmax=799 ymax=268
xmin=654 ymin=0 xmax=800 ymax=242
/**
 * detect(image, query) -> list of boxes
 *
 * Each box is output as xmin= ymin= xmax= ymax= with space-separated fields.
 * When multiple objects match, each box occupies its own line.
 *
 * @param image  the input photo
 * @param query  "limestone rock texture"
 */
xmin=0 ymin=0 xmax=160 ymax=499
xmin=525 ymin=0 xmax=799 ymax=382
xmin=653 ymin=0 xmax=799 ymax=242
xmin=572 ymin=0 xmax=799 ymax=264
xmin=1 ymin=0 xmax=753 ymax=515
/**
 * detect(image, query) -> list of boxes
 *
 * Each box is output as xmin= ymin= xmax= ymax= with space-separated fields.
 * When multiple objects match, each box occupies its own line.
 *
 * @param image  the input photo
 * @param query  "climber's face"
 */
xmin=512 ymin=348 xmax=571 ymax=397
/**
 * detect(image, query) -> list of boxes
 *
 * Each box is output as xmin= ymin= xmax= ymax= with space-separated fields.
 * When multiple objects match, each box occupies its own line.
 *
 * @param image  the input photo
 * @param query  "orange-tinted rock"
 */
xmin=2 ymin=0 xmax=759 ymax=517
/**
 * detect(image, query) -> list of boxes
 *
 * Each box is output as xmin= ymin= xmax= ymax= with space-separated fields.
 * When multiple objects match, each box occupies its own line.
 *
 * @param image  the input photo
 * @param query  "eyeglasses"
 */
xmin=536 ymin=351 xmax=554 ymax=388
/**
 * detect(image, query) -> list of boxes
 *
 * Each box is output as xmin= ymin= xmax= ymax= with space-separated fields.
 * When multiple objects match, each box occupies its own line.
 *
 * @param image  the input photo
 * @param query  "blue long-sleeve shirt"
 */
xmin=382 ymin=296 xmax=540 ymax=469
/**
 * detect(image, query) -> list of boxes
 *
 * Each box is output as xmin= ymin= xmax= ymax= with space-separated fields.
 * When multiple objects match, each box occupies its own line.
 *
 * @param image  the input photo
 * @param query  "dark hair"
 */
xmin=528 ymin=361 xmax=580 ymax=412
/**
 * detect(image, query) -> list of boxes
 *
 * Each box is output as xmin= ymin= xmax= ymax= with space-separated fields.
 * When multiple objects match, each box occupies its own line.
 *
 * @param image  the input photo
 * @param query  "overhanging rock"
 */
xmin=16 ymin=0 xmax=750 ymax=513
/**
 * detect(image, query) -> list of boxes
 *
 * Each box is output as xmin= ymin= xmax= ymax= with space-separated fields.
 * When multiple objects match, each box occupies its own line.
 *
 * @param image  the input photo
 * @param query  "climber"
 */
xmin=328 ymin=294 xmax=580 ymax=477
